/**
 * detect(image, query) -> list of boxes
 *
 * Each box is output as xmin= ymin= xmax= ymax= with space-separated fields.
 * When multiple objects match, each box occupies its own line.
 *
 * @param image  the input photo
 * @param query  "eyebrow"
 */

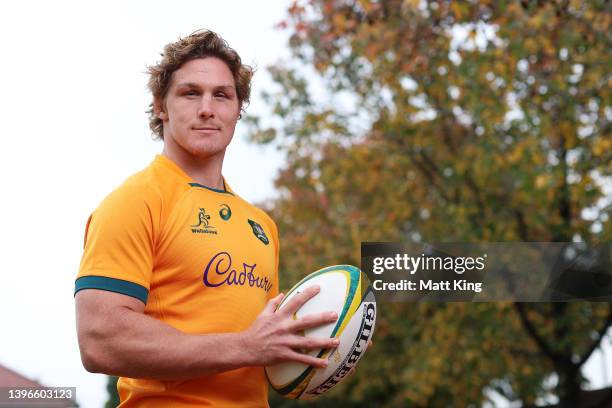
xmin=175 ymin=82 xmax=236 ymax=90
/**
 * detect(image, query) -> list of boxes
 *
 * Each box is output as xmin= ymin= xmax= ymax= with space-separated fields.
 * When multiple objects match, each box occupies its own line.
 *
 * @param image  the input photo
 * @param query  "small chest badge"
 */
xmin=191 ymin=208 xmax=217 ymax=235
xmin=219 ymin=204 xmax=232 ymax=221
xmin=248 ymin=219 xmax=269 ymax=245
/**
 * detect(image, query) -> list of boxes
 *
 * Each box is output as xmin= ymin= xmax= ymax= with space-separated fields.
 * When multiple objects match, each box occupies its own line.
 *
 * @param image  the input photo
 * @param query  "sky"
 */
xmin=0 ymin=1 xmax=610 ymax=408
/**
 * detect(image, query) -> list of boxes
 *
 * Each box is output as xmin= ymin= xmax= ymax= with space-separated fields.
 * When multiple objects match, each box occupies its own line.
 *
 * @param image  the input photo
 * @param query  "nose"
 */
xmin=198 ymin=96 xmax=215 ymax=119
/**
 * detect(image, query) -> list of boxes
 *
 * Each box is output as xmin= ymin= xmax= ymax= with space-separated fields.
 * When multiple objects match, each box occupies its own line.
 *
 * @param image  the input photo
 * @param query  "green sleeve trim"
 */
xmin=74 ymin=276 xmax=149 ymax=304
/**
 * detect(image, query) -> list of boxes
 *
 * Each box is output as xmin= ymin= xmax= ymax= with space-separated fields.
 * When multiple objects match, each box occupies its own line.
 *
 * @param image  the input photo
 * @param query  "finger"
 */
xmin=286 ymin=350 xmax=329 ymax=368
xmin=289 ymin=335 xmax=339 ymax=350
xmin=282 ymin=285 xmax=320 ymax=315
xmin=263 ymin=293 xmax=284 ymax=314
xmin=290 ymin=311 xmax=338 ymax=332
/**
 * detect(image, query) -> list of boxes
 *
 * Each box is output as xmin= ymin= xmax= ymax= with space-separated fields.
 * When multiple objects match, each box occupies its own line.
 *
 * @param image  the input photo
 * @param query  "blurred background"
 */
xmin=0 ymin=0 xmax=610 ymax=407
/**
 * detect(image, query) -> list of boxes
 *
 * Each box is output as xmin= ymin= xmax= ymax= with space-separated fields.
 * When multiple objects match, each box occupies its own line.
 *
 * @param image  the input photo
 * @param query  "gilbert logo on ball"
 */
xmin=265 ymin=265 xmax=376 ymax=400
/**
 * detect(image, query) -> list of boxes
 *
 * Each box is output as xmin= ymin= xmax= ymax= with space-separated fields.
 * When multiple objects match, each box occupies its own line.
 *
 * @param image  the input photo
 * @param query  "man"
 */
xmin=74 ymin=30 xmax=338 ymax=407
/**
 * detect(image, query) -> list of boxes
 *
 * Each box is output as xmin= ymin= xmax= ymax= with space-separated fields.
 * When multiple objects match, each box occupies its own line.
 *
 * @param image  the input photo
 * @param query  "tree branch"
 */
xmin=577 ymin=303 xmax=612 ymax=368
xmin=514 ymin=209 xmax=530 ymax=241
xmin=514 ymin=302 xmax=566 ymax=364
xmin=589 ymin=387 xmax=612 ymax=408
xmin=412 ymin=154 xmax=453 ymax=203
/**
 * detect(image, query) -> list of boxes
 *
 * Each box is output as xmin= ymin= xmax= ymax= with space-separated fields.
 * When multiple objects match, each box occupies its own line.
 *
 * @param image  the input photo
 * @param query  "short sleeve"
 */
xmin=75 ymin=182 xmax=159 ymax=304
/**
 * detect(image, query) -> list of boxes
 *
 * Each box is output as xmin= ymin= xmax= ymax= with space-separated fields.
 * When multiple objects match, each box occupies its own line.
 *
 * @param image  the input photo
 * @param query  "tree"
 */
xmin=247 ymin=0 xmax=612 ymax=406
xmin=105 ymin=376 xmax=119 ymax=408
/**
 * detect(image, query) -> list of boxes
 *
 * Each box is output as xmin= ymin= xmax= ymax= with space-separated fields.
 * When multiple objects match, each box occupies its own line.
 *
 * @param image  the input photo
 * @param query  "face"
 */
xmin=155 ymin=57 xmax=241 ymax=161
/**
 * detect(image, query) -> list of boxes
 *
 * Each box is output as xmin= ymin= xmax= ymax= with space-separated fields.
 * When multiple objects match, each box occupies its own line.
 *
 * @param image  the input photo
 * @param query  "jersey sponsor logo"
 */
xmin=219 ymin=204 xmax=232 ymax=221
xmin=248 ymin=219 xmax=269 ymax=245
xmin=202 ymin=251 xmax=273 ymax=292
xmin=191 ymin=208 xmax=218 ymax=235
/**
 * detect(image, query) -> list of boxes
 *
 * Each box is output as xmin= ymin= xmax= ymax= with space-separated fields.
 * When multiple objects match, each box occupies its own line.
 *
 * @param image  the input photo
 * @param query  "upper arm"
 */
xmin=76 ymin=288 xmax=145 ymax=320
xmin=75 ymin=289 xmax=145 ymax=371
xmin=74 ymin=179 xmax=162 ymax=372
xmin=75 ymin=288 xmax=145 ymax=338
xmin=75 ymin=185 xmax=155 ymax=350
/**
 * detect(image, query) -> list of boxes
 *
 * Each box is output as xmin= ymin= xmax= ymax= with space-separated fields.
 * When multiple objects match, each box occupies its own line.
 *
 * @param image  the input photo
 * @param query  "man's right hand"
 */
xmin=241 ymin=285 xmax=339 ymax=368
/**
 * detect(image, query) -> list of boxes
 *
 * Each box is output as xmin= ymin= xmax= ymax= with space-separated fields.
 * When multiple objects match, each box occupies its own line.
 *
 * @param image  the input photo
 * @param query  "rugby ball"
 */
xmin=265 ymin=265 xmax=376 ymax=400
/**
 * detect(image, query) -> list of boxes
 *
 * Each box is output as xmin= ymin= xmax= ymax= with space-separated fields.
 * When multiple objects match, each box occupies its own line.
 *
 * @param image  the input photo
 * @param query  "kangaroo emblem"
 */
xmin=192 ymin=208 xmax=211 ymax=228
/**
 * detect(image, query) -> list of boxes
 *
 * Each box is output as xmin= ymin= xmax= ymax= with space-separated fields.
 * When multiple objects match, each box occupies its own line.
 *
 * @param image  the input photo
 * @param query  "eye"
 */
xmin=180 ymin=89 xmax=199 ymax=97
xmin=214 ymin=92 xmax=228 ymax=99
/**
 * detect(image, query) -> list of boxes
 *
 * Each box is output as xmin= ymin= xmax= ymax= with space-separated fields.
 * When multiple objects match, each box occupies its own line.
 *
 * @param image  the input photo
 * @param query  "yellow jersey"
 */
xmin=76 ymin=155 xmax=279 ymax=407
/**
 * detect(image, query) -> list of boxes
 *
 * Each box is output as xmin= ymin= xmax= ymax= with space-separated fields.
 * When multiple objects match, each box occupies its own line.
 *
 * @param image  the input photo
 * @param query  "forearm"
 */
xmin=80 ymin=306 xmax=252 ymax=381
xmin=77 ymin=287 xmax=338 ymax=381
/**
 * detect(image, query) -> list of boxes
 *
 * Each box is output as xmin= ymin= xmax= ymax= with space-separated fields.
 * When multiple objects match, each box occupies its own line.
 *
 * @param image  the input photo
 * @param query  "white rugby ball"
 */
xmin=265 ymin=265 xmax=376 ymax=400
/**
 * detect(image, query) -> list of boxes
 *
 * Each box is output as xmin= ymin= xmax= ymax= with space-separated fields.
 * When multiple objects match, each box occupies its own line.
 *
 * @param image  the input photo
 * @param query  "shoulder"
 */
xmin=91 ymin=174 xmax=158 ymax=230
xmin=95 ymin=160 xmax=187 ymax=220
xmin=251 ymin=205 xmax=278 ymax=235
xmin=105 ymin=169 xmax=160 ymax=207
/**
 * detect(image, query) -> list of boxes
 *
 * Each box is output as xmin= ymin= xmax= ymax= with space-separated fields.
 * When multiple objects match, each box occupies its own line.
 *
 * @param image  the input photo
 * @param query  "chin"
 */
xmin=186 ymin=145 xmax=227 ymax=159
xmin=167 ymin=133 xmax=230 ymax=161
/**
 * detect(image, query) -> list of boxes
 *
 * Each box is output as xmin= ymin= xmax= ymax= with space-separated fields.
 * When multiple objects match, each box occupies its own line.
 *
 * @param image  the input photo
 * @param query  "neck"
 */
xmin=162 ymin=145 xmax=225 ymax=190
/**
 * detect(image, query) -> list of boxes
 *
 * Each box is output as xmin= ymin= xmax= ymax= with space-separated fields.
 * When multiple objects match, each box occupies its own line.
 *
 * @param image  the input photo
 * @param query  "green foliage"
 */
xmin=105 ymin=376 xmax=119 ymax=408
xmin=251 ymin=0 xmax=612 ymax=406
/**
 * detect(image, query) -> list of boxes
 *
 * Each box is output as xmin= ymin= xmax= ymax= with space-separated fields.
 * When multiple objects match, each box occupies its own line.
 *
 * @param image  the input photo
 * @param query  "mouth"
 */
xmin=192 ymin=126 xmax=221 ymax=135
xmin=193 ymin=127 xmax=221 ymax=131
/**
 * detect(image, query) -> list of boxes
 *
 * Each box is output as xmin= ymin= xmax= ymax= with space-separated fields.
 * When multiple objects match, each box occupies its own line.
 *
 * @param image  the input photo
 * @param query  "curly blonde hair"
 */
xmin=146 ymin=29 xmax=254 ymax=140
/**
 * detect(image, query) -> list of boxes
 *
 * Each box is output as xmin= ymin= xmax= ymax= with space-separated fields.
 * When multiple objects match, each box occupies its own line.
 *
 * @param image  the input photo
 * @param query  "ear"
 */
xmin=153 ymin=98 xmax=168 ymax=121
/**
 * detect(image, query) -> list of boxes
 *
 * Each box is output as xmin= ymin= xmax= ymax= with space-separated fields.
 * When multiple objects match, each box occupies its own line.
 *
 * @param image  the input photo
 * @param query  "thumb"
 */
xmin=263 ymin=292 xmax=285 ymax=314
